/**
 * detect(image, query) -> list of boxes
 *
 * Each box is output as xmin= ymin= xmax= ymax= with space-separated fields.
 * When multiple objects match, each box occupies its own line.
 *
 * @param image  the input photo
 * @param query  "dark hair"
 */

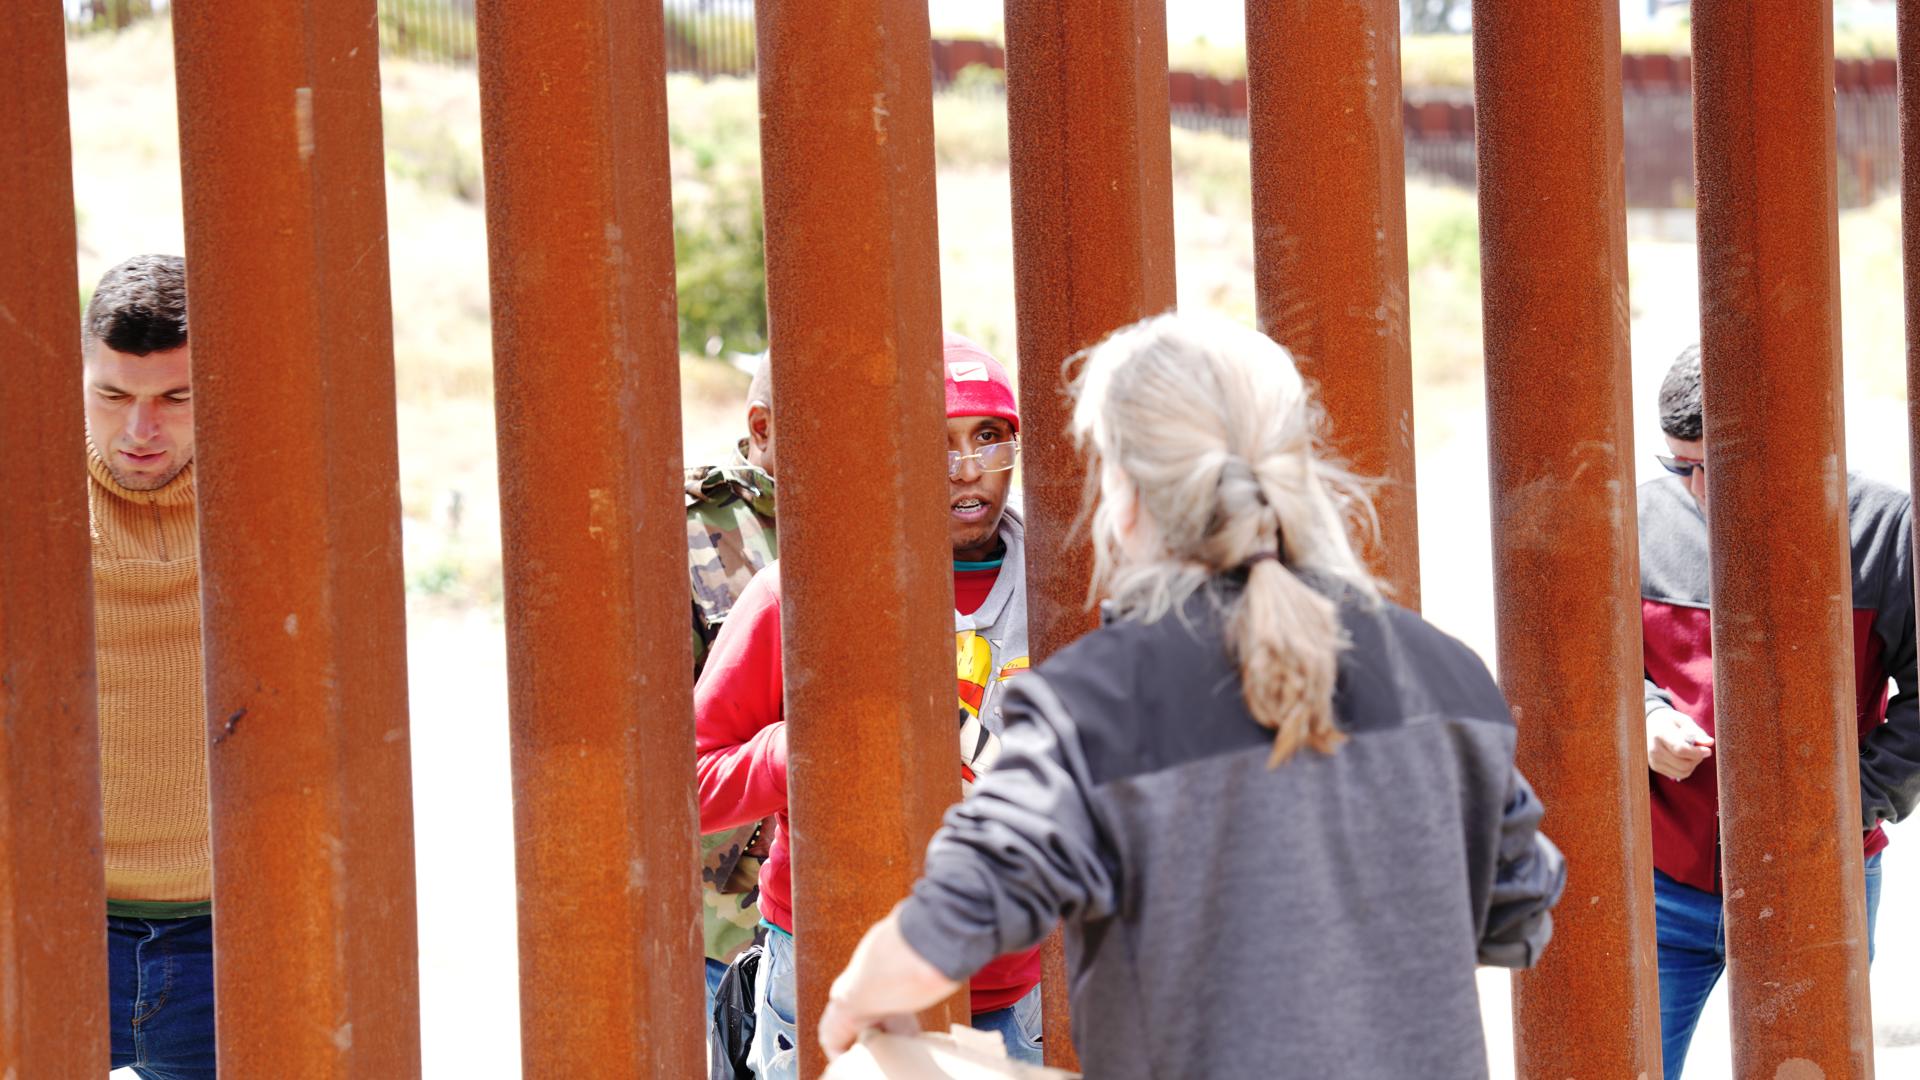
xmin=1659 ymin=344 xmax=1702 ymax=441
xmin=85 ymin=254 xmax=188 ymax=356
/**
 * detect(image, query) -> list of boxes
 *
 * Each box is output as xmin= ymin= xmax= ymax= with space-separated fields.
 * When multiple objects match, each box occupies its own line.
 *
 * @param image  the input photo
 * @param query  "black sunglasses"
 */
xmin=1657 ymin=454 xmax=1705 ymax=479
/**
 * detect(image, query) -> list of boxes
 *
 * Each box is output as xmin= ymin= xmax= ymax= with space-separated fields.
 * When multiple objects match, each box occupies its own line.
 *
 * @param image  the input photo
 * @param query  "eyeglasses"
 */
xmin=949 ymin=440 xmax=1020 ymax=479
xmin=1657 ymin=454 xmax=1705 ymax=479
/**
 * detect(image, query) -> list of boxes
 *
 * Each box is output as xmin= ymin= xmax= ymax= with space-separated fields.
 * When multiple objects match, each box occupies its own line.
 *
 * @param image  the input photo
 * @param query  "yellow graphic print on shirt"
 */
xmin=957 ymin=630 xmax=1028 ymax=794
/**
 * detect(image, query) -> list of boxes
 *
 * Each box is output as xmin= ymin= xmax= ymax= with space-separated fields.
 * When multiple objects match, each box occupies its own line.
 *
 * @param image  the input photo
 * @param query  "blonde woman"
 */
xmin=817 ymin=313 xmax=1566 ymax=1078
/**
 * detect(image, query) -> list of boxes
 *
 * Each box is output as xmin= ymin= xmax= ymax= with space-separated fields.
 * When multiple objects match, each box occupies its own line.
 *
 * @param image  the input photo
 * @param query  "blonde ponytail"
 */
xmin=1233 ymin=557 xmax=1345 ymax=766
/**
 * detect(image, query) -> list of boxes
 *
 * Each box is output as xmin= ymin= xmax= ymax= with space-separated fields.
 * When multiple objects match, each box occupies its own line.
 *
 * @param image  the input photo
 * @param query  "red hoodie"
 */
xmin=694 ymin=561 xmax=1043 ymax=1013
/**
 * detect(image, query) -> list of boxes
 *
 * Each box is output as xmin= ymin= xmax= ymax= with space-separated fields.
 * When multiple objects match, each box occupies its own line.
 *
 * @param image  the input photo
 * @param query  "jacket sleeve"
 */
xmin=1478 ymin=767 xmax=1568 ymax=969
xmin=1863 ymin=510 xmax=1920 ymax=829
xmin=694 ymin=567 xmax=789 ymax=834
xmin=895 ymin=675 xmax=1121 ymax=983
xmin=1644 ymin=675 xmax=1674 ymax=714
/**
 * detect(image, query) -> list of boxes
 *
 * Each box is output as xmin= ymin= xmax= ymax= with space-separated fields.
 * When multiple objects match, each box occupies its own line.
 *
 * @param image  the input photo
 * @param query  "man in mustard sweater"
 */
xmin=85 ymin=254 xmax=215 ymax=1078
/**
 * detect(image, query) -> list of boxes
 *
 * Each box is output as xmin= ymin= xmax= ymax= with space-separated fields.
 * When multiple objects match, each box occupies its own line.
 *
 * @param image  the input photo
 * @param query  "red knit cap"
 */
xmin=943 ymin=331 xmax=1019 ymax=432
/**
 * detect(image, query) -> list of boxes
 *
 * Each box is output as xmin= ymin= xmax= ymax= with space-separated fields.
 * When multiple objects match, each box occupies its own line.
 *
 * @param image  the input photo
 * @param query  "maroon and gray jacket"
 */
xmin=1640 ymin=472 xmax=1920 ymax=893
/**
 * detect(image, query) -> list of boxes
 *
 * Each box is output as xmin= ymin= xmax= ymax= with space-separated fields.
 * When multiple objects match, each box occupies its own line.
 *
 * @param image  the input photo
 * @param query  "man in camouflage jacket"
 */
xmin=690 ymin=362 xmax=778 ymax=1008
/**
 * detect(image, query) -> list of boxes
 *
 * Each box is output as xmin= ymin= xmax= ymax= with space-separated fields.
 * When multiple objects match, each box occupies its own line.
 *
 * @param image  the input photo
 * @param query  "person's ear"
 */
xmin=1104 ymin=464 xmax=1141 ymax=540
xmin=748 ymin=403 xmax=773 ymax=449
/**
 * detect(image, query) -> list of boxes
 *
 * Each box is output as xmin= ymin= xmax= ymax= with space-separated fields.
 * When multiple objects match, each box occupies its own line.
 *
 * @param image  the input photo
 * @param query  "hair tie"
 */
xmin=1220 ymin=455 xmax=1270 ymax=507
xmin=1239 ymin=550 xmax=1282 ymax=571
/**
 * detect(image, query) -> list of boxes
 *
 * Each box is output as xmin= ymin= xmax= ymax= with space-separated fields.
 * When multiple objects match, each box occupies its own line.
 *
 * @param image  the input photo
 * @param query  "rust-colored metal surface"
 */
xmin=1003 ymin=2 xmax=1178 ymax=1066
xmin=473 ymin=1 xmax=703 ymax=1074
xmin=1471 ymin=3 xmax=1664 ymax=1077
xmin=1245 ymin=0 xmax=1420 ymax=608
xmin=1904 ymin=0 xmax=1920 ymax=920
xmin=0 ymin=5 xmax=109 ymax=1075
xmin=756 ymin=3 xmax=963 ymax=1076
xmin=1035 ymin=932 xmax=1073 ymax=1067
xmin=1692 ymin=2 xmax=1874 ymax=1075
xmin=170 ymin=2 xmax=421 ymax=1073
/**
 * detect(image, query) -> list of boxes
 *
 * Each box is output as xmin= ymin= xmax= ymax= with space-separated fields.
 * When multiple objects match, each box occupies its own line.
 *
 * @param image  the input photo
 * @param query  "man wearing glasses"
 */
xmin=694 ymin=332 xmax=1043 ymax=1079
xmin=1639 ymin=343 xmax=1920 ymax=1076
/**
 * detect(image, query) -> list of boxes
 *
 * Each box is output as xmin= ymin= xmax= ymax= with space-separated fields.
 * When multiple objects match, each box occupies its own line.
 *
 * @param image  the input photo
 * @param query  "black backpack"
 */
xmin=709 ymin=942 xmax=763 ymax=1080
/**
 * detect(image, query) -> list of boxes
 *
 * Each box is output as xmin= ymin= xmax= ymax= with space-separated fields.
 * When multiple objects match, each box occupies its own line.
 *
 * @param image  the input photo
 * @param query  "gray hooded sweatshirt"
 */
xmin=897 ymin=579 xmax=1566 ymax=1079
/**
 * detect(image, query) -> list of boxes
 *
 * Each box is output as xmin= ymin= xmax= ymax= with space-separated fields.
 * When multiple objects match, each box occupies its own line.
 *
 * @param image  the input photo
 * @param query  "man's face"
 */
xmin=84 ymin=343 xmax=195 ymax=491
xmin=948 ymin=416 xmax=1015 ymax=561
xmin=1664 ymin=434 xmax=1707 ymax=511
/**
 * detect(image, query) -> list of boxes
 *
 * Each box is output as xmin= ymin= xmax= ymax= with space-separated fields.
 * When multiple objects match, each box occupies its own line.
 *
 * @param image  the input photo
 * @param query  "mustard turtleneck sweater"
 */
xmin=88 ymin=448 xmax=211 ymax=915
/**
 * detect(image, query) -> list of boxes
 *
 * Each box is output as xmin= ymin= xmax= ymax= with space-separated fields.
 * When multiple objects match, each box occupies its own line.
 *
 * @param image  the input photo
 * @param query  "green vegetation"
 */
xmin=951 ymin=62 xmax=1007 ymax=93
xmin=1406 ymin=181 xmax=1480 ymax=281
xmin=1402 ymin=182 xmax=1484 ymax=399
xmin=666 ymin=76 xmax=768 ymax=357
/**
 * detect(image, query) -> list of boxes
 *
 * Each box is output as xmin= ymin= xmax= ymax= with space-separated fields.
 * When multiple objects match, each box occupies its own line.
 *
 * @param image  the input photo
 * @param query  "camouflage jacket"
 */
xmin=689 ymin=441 xmax=777 ymax=964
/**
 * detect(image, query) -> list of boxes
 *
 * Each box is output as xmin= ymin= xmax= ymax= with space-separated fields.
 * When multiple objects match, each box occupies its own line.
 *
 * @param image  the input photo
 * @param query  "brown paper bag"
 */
xmin=820 ymin=1025 xmax=1081 ymax=1080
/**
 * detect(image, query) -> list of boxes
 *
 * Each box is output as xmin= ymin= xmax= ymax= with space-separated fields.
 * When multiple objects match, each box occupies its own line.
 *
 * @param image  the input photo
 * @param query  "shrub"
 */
xmin=668 ymin=76 xmax=768 ymax=356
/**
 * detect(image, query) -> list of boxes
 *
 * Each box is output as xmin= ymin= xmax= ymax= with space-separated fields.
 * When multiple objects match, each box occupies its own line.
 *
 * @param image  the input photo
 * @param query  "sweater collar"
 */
xmin=955 ymin=509 xmax=1023 ymax=633
xmin=87 ymin=443 xmax=197 ymax=508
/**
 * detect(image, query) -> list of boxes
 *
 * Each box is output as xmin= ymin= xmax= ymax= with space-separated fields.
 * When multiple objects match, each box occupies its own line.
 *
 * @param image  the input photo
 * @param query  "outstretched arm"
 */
xmin=819 ymin=675 xmax=1119 ymax=1059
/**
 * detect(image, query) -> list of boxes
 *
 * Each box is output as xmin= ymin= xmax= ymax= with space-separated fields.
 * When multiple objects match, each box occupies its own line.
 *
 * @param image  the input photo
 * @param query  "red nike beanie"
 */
xmin=943 ymin=331 xmax=1019 ymax=433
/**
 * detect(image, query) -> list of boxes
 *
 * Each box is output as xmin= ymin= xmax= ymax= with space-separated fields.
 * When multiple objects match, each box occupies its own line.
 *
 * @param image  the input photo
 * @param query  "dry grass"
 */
xmin=64 ymin=22 xmax=1913 ymax=614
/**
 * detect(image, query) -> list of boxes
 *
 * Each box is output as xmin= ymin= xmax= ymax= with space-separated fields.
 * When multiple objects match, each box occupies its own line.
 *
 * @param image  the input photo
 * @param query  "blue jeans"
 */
xmin=1655 ymin=853 xmax=1882 ymax=1078
xmin=108 ymin=914 xmax=217 ymax=1080
xmin=969 ymin=984 xmax=1045 ymax=1064
xmin=752 ymin=929 xmax=1044 ymax=1079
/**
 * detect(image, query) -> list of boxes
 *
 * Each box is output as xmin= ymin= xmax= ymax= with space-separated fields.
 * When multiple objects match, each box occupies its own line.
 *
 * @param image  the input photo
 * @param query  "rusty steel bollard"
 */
xmin=1693 ymin=2 xmax=1874 ymax=1075
xmin=170 ymin=1 xmax=422 ymax=1073
xmin=1003 ymin=1 xmax=1179 ymax=1066
xmin=1472 ymin=2 xmax=1664 ymax=1076
xmin=0 ymin=3 xmax=110 ymax=1075
xmin=755 ymin=2 xmax=964 ymax=1076
xmin=473 ymin=0 xmax=703 ymax=1075
xmin=1246 ymin=0 xmax=1421 ymax=606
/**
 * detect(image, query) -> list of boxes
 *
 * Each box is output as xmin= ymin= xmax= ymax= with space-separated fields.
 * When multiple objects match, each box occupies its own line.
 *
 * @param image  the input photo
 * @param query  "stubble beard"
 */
xmin=109 ymin=453 xmax=190 ymax=493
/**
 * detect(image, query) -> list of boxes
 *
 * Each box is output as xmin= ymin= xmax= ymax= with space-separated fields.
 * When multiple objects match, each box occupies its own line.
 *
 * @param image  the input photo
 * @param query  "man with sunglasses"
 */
xmin=1639 ymin=344 xmax=1920 ymax=1076
xmin=693 ymin=332 xmax=1043 ymax=1079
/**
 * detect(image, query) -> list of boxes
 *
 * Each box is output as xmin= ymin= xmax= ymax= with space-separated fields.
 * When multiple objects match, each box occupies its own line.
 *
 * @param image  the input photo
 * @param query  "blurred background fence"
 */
xmin=60 ymin=1 xmax=1908 ymax=212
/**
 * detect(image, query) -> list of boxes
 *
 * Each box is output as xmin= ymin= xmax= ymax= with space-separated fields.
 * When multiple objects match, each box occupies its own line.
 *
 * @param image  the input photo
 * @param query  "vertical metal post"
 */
xmin=1005 ymin=0 xmax=1177 ymax=661
xmin=1893 ymin=10 xmax=1920 ymax=1080
xmin=1692 ymin=2 xmax=1873 ymax=1075
xmin=756 ymin=2 xmax=960 ymax=1075
xmin=170 ymin=3 xmax=421 ymax=1073
xmin=1003 ymin=2 xmax=1178 ymax=1067
xmin=1472 ymin=2 xmax=1664 ymax=1076
xmin=473 ymin=0 xmax=703 ymax=1074
xmin=0 ymin=4 xmax=109 ymax=1075
xmin=1245 ymin=0 xmax=1421 ymax=606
